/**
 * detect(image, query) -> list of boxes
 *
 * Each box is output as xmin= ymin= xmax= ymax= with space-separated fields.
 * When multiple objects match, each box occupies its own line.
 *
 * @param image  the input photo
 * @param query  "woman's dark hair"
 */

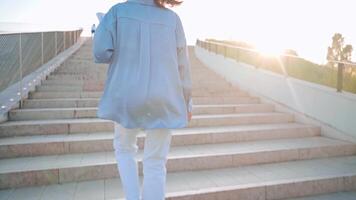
xmin=154 ymin=0 xmax=183 ymax=8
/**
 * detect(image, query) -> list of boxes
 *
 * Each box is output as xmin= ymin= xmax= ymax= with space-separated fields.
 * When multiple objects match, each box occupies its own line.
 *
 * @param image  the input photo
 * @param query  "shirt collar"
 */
xmin=127 ymin=0 xmax=156 ymax=6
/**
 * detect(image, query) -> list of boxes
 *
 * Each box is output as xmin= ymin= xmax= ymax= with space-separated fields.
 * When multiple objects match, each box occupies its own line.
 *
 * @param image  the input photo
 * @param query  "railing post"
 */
xmin=41 ymin=32 xmax=44 ymax=65
xmin=74 ymin=31 xmax=77 ymax=43
xmin=55 ymin=32 xmax=58 ymax=55
xmin=224 ymin=46 xmax=227 ymax=57
xmin=235 ymin=47 xmax=239 ymax=61
xmin=337 ymin=63 xmax=344 ymax=92
xmin=63 ymin=32 xmax=66 ymax=50
xmin=19 ymin=33 xmax=23 ymax=108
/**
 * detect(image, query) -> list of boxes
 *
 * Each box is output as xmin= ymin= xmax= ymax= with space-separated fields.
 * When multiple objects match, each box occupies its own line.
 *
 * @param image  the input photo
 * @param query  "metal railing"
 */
xmin=196 ymin=39 xmax=356 ymax=93
xmin=0 ymin=29 xmax=82 ymax=110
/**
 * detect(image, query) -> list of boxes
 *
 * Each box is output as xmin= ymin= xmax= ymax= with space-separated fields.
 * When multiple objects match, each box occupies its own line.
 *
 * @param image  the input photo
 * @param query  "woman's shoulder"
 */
xmin=113 ymin=1 xmax=179 ymax=17
xmin=103 ymin=1 xmax=182 ymax=29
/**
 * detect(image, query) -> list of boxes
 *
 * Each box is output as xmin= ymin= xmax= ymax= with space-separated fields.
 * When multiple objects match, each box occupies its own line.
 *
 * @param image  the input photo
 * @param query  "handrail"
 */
xmin=0 ymin=28 xmax=83 ymax=115
xmin=199 ymin=39 xmax=356 ymax=67
xmin=196 ymin=39 xmax=356 ymax=93
xmin=0 ymin=29 xmax=82 ymax=35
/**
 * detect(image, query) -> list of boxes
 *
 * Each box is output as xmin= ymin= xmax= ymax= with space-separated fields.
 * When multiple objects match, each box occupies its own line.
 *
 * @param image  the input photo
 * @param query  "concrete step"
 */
xmin=9 ymin=107 xmax=98 ymax=121
xmin=36 ymin=85 xmax=85 ymax=92
xmin=71 ymin=52 xmax=93 ymax=58
xmin=22 ymin=96 xmax=260 ymax=109
xmin=0 ymin=123 xmax=320 ymax=158
xmin=62 ymin=58 xmax=215 ymax=72
xmin=47 ymin=74 xmax=107 ymax=81
xmin=41 ymin=79 xmax=105 ymax=90
xmin=190 ymin=111 xmax=295 ymax=128
xmin=9 ymin=103 xmax=275 ymax=121
xmin=193 ymin=96 xmax=260 ymax=104
xmin=34 ymin=88 xmax=248 ymax=97
xmin=286 ymin=191 xmax=356 ymax=200
xmin=72 ymin=52 xmax=93 ymax=56
xmin=0 ymin=118 xmax=112 ymax=138
xmin=1 ymin=137 xmax=355 ymax=189
xmin=47 ymin=73 xmax=224 ymax=82
xmin=194 ymin=103 xmax=275 ymax=114
xmin=53 ymin=66 xmax=106 ymax=73
xmin=191 ymin=77 xmax=232 ymax=82
xmin=51 ymin=71 xmax=107 ymax=77
xmin=1 ymin=155 xmax=356 ymax=198
xmin=70 ymin=55 xmax=93 ymax=60
xmin=192 ymin=74 xmax=224 ymax=81
xmin=68 ymin=56 xmax=93 ymax=61
xmin=192 ymin=89 xmax=248 ymax=97
xmin=47 ymin=74 xmax=227 ymax=86
xmin=29 ymin=91 xmax=103 ymax=99
xmin=0 ymin=113 xmax=294 ymax=137
xmin=41 ymin=79 xmax=91 ymax=86
xmin=23 ymin=98 xmax=100 ymax=109
xmin=27 ymin=92 xmax=259 ymax=103
xmin=56 ymin=64 xmax=210 ymax=74
xmin=190 ymin=67 xmax=218 ymax=72
xmin=41 ymin=80 xmax=105 ymax=92
xmin=73 ymin=46 xmax=92 ymax=50
xmin=36 ymin=83 xmax=241 ymax=94
xmin=193 ymin=84 xmax=240 ymax=92
xmin=57 ymin=61 xmax=107 ymax=69
xmin=191 ymin=70 xmax=225 ymax=77
xmin=56 ymin=65 xmax=106 ymax=72
xmin=42 ymin=78 xmax=228 ymax=86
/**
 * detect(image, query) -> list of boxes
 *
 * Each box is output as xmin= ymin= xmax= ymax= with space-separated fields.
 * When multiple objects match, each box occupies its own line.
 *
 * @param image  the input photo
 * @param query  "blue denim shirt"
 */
xmin=93 ymin=0 xmax=192 ymax=129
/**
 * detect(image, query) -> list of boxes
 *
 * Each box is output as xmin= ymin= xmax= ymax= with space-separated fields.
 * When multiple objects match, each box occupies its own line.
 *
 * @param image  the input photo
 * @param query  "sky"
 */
xmin=0 ymin=0 xmax=355 ymax=64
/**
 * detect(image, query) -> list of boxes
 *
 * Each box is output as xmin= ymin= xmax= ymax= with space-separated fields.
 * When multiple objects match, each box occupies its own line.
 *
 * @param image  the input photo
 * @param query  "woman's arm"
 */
xmin=176 ymin=14 xmax=193 ymax=115
xmin=93 ymin=7 xmax=116 ymax=64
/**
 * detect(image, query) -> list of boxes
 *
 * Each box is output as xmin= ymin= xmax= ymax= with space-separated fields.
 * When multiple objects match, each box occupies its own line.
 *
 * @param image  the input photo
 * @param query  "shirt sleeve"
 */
xmin=176 ymin=14 xmax=193 ymax=113
xmin=93 ymin=7 xmax=116 ymax=64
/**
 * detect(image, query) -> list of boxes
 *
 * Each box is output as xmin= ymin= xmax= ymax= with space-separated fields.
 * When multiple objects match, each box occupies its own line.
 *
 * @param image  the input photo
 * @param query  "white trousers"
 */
xmin=113 ymin=122 xmax=172 ymax=200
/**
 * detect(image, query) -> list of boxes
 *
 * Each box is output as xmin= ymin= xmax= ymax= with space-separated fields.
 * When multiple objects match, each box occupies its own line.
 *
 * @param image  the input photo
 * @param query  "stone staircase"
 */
xmin=0 ymin=40 xmax=356 ymax=200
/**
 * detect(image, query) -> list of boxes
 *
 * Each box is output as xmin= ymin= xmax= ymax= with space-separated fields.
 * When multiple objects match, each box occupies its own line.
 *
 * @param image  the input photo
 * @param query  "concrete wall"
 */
xmin=195 ymin=46 xmax=356 ymax=143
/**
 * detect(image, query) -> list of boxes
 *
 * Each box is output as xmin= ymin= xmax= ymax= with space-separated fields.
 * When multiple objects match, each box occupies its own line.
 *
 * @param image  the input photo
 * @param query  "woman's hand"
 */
xmin=187 ymin=112 xmax=192 ymax=122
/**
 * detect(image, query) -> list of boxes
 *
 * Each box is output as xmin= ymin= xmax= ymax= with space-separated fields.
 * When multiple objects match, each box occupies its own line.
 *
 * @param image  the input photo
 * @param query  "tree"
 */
xmin=326 ymin=33 xmax=353 ymax=66
xmin=342 ymin=44 xmax=353 ymax=61
xmin=326 ymin=33 xmax=354 ymax=92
